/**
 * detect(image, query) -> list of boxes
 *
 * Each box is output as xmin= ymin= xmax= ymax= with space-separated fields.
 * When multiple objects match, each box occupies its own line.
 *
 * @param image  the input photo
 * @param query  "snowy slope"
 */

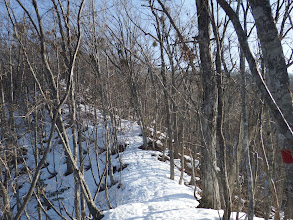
xmin=102 ymin=121 xmax=263 ymax=220
xmin=14 ymin=106 xmax=262 ymax=219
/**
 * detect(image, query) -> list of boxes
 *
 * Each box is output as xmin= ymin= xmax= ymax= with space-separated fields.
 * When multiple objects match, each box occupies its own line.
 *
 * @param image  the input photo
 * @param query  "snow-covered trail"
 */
xmin=102 ymin=121 xmax=262 ymax=220
xmin=103 ymin=144 xmax=200 ymax=219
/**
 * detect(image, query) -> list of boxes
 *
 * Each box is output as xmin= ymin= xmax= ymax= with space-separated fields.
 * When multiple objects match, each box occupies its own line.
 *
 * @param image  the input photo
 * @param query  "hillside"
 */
xmin=9 ymin=107 xmax=263 ymax=219
xmin=1 ymin=0 xmax=293 ymax=219
xmin=46 ymin=110 xmax=262 ymax=220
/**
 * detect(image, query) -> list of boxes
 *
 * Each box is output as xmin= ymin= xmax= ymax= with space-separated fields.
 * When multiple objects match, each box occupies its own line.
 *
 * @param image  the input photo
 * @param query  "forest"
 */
xmin=0 ymin=0 xmax=293 ymax=219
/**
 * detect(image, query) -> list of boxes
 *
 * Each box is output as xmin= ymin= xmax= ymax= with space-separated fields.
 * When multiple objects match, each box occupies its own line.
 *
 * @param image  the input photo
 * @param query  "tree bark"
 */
xmin=196 ymin=0 xmax=221 ymax=209
xmin=248 ymin=2 xmax=293 ymax=214
xmin=210 ymin=2 xmax=231 ymax=217
xmin=70 ymin=77 xmax=81 ymax=220
xmin=240 ymin=48 xmax=254 ymax=220
xmin=217 ymin=0 xmax=293 ymax=216
xmin=149 ymin=1 xmax=175 ymax=179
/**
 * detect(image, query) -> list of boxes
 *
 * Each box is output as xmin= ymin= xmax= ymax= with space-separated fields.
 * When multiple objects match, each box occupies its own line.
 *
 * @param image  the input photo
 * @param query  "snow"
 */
xmin=103 ymin=138 xmax=200 ymax=219
xmin=101 ymin=120 xmax=263 ymax=220
xmin=13 ymin=106 xmax=263 ymax=219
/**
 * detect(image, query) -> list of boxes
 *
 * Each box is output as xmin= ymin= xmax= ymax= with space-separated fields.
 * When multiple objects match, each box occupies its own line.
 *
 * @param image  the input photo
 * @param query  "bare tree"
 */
xmin=210 ymin=1 xmax=231 ymax=218
xmin=3 ymin=0 xmax=104 ymax=219
xmin=195 ymin=0 xmax=221 ymax=209
xmin=217 ymin=0 xmax=293 ymax=217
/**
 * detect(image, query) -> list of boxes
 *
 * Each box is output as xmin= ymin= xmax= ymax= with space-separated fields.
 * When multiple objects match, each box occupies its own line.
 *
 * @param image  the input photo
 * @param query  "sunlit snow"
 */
xmin=101 ymin=120 xmax=263 ymax=220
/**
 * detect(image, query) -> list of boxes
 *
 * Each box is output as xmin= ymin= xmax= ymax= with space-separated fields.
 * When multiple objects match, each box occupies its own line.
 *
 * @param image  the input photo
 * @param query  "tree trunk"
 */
xmin=216 ymin=38 xmax=231 ymax=220
xmin=70 ymin=77 xmax=81 ymax=220
xmin=210 ymin=4 xmax=231 ymax=217
xmin=217 ymin=0 xmax=293 ymax=216
xmin=248 ymin=1 xmax=293 ymax=215
xmin=240 ymin=49 xmax=254 ymax=220
xmin=196 ymin=0 xmax=221 ymax=209
xmin=149 ymin=3 xmax=175 ymax=179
